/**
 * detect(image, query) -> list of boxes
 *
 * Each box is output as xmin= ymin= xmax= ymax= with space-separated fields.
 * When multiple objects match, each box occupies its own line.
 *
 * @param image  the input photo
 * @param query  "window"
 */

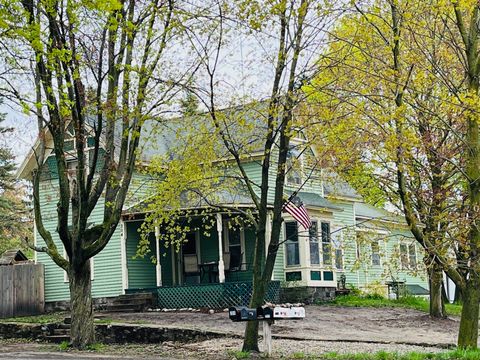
xmin=400 ymin=243 xmax=417 ymax=269
xmin=408 ymin=243 xmax=417 ymax=268
xmin=286 ymin=145 xmax=303 ymax=185
xmin=224 ymin=221 xmax=245 ymax=270
xmin=332 ymin=229 xmax=343 ymax=270
xmin=321 ymin=222 xmax=331 ymax=265
xmin=400 ymin=243 xmax=409 ymax=269
xmin=371 ymin=241 xmax=381 ymax=266
xmin=182 ymin=232 xmax=197 ymax=255
xmin=285 ymin=221 xmax=300 ymax=266
xmin=309 ymin=221 xmax=320 ymax=265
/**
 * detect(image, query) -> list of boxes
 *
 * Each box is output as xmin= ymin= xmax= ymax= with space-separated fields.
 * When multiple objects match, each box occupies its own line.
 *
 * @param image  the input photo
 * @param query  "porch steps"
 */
xmin=45 ymin=315 xmax=107 ymax=343
xmin=104 ymin=292 xmax=156 ymax=312
xmin=45 ymin=317 xmax=71 ymax=343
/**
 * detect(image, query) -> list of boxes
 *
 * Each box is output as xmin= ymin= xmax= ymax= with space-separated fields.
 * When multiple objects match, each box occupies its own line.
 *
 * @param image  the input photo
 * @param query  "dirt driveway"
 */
xmin=105 ymin=305 xmax=460 ymax=348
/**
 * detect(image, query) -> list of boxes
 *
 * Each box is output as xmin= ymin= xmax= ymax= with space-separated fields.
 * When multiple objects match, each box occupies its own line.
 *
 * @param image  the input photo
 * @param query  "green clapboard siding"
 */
xmin=126 ymin=221 xmax=156 ymax=289
xmin=36 ymin=180 xmax=123 ymax=302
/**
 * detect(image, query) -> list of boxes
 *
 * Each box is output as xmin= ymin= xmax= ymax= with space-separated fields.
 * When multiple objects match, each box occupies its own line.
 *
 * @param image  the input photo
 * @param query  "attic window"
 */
xmin=286 ymin=144 xmax=303 ymax=185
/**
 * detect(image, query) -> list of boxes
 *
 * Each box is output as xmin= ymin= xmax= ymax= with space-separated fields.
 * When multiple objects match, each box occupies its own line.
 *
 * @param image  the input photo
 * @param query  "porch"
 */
xmin=124 ymin=213 xmax=262 ymax=290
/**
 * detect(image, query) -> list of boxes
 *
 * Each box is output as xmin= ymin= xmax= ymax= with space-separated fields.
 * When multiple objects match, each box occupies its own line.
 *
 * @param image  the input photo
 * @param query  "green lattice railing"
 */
xmin=127 ymin=281 xmax=280 ymax=309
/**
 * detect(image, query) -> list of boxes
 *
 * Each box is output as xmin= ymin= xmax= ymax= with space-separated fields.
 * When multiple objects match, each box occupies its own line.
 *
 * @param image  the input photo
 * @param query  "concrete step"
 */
xmin=45 ymin=335 xmax=70 ymax=344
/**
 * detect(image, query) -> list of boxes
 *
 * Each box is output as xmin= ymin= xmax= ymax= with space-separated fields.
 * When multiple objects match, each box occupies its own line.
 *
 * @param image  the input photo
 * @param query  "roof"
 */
xmin=406 ymin=284 xmax=429 ymax=296
xmin=125 ymin=188 xmax=340 ymax=216
xmin=322 ymin=171 xmax=362 ymax=200
xmin=0 ymin=249 xmax=29 ymax=266
xmin=355 ymin=202 xmax=406 ymax=224
xmin=123 ymin=186 xmax=256 ymax=216
xmin=287 ymin=190 xmax=342 ymax=211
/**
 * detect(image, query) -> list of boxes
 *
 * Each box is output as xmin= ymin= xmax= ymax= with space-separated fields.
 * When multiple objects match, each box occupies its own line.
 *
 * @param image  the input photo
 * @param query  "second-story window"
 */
xmin=286 ymin=145 xmax=303 ymax=185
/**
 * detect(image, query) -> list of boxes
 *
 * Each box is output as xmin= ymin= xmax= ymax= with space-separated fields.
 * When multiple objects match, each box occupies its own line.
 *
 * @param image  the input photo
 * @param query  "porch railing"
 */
xmin=126 ymin=281 xmax=281 ymax=309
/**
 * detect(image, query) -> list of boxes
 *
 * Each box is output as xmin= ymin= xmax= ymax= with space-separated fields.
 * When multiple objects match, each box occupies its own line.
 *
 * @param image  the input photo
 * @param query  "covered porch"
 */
xmin=122 ymin=212 xmax=281 ymax=307
xmin=123 ymin=212 xmax=268 ymax=290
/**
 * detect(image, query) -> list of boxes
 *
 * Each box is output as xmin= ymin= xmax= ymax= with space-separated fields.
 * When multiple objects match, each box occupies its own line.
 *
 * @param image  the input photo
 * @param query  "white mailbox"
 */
xmin=273 ymin=306 xmax=305 ymax=319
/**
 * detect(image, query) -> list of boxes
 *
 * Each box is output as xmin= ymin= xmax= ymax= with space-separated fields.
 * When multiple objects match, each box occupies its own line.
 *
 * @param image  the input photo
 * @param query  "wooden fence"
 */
xmin=0 ymin=263 xmax=44 ymax=318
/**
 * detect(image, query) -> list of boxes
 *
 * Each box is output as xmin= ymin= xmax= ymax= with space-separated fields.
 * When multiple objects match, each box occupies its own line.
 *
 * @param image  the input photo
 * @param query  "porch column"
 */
xmin=216 ymin=213 xmax=225 ymax=283
xmin=155 ymin=226 xmax=162 ymax=287
xmin=265 ymin=211 xmax=274 ymax=280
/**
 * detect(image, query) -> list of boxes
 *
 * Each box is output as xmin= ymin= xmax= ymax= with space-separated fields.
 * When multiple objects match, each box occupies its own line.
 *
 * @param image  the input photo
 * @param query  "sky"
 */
xmin=0 ymin=1 xmax=329 ymax=167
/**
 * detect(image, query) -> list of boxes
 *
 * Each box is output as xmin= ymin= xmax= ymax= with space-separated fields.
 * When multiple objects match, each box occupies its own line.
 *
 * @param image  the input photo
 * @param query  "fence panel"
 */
xmin=0 ymin=263 xmax=44 ymax=318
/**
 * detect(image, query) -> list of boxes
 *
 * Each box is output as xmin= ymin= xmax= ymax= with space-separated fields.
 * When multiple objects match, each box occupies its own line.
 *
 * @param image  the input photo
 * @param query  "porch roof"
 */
xmin=287 ymin=190 xmax=342 ymax=211
xmin=124 ymin=189 xmax=340 ymax=216
xmin=123 ymin=188 xmax=256 ymax=216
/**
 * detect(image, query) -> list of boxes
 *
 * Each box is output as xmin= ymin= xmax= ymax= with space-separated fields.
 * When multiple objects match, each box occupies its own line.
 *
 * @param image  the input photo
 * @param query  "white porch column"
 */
xmin=216 ymin=213 xmax=225 ymax=283
xmin=155 ymin=226 xmax=162 ymax=287
xmin=265 ymin=211 xmax=274 ymax=280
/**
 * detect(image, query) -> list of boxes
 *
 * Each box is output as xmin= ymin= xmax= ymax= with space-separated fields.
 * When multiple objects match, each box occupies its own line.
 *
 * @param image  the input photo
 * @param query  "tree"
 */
xmin=192 ymin=0 xmax=329 ymax=352
xmin=0 ymin=104 xmax=32 ymax=255
xmin=0 ymin=0 xmax=199 ymax=348
xmin=306 ymin=0 xmax=480 ymax=348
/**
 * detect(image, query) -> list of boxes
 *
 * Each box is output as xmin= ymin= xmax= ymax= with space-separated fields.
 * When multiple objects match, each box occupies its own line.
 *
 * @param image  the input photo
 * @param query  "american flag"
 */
xmin=283 ymin=195 xmax=312 ymax=229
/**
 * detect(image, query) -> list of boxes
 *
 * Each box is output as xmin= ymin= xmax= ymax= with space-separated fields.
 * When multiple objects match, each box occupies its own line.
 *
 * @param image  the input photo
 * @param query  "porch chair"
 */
xmin=183 ymin=254 xmax=200 ymax=283
xmin=223 ymin=252 xmax=231 ymax=271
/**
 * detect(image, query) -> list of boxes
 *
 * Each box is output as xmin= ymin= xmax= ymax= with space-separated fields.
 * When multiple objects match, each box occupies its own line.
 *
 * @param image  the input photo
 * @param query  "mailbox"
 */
xmin=273 ymin=306 xmax=305 ymax=319
xmin=228 ymin=306 xmax=257 ymax=322
xmin=256 ymin=306 xmax=274 ymax=320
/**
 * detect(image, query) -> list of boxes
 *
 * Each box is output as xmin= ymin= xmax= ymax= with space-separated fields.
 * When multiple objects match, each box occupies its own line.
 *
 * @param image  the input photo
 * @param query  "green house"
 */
xmin=17 ymin=119 xmax=429 ymax=308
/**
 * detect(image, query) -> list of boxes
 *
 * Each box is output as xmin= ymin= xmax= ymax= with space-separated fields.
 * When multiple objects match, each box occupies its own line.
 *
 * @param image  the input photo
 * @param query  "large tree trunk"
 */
xmin=429 ymin=262 xmax=446 ymax=318
xmin=457 ymin=278 xmax=480 ymax=349
xmin=69 ymin=260 xmax=95 ymax=348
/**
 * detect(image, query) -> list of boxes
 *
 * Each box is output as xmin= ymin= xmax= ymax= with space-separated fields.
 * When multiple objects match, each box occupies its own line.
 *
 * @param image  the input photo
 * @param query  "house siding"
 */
xmin=36 ymin=164 xmax=155 ymax=302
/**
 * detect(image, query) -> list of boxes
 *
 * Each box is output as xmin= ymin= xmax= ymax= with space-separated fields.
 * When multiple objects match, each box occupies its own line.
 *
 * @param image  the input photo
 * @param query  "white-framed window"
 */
xmin=309 ymin=221 xmax=320 ymax=265
xmin=63 ymin=246 xmax=94 ymax=282
xmin=285 ymin=221 xmax=300 ymax=266
xmin=400 ymin=242 xmax=417 ymax=269
xmin=321 ymin=222 xmax=332 ymax=265
xmin=371 ymin=240 xmax=381 ymax=266
xmin=223 ymin=220 xmax=246 ymax=270
xmin=332 ymin=229 xmax=344 ymax=270
xmin=286 ymin=144 xmax=303 ymax=185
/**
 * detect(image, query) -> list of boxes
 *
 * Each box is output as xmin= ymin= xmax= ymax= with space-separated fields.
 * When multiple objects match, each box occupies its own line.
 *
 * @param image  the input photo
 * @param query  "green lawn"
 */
xmin=0 ymin=312 xmax=68 ymax=324
xmin=314 ymin=349 xmax=480 ymax=360
xmin=230 ymin=349 xmax=480 ymax=359
xmin=323 ymin=294 xmax=462 ymax=317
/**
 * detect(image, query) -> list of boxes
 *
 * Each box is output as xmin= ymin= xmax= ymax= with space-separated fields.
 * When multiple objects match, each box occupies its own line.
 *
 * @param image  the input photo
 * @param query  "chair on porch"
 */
xmin=223 ymin=252 xmax=231 ymax=271
xmin=184 ymin=254 xmax=200 ymax=284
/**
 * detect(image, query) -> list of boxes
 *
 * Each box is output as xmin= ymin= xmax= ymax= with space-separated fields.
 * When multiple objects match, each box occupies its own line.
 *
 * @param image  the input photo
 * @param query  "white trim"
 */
xmin=356 ymin=227 xmax=390 ymax=235
xmin=216 ymin=214 xmax=225 ymax=283
xmin=121 ymin=221 xmax=128 ymax=292
xmin=155 ymin=226 xmax=162 ymax=287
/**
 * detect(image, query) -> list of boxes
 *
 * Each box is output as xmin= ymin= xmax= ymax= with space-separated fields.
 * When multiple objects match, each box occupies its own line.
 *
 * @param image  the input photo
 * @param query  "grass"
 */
xmin=315 ymin=349 xmax=480 ymax=360
xmin=0 ymin=312 xmax=68 ymax=324
xmin=323 ymin=294 xmax=462 ymax=317
xmin=228 ymin=350 xmax=252 ymax=359
xmin=0 ymin=312 xmax=114 ymax=325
